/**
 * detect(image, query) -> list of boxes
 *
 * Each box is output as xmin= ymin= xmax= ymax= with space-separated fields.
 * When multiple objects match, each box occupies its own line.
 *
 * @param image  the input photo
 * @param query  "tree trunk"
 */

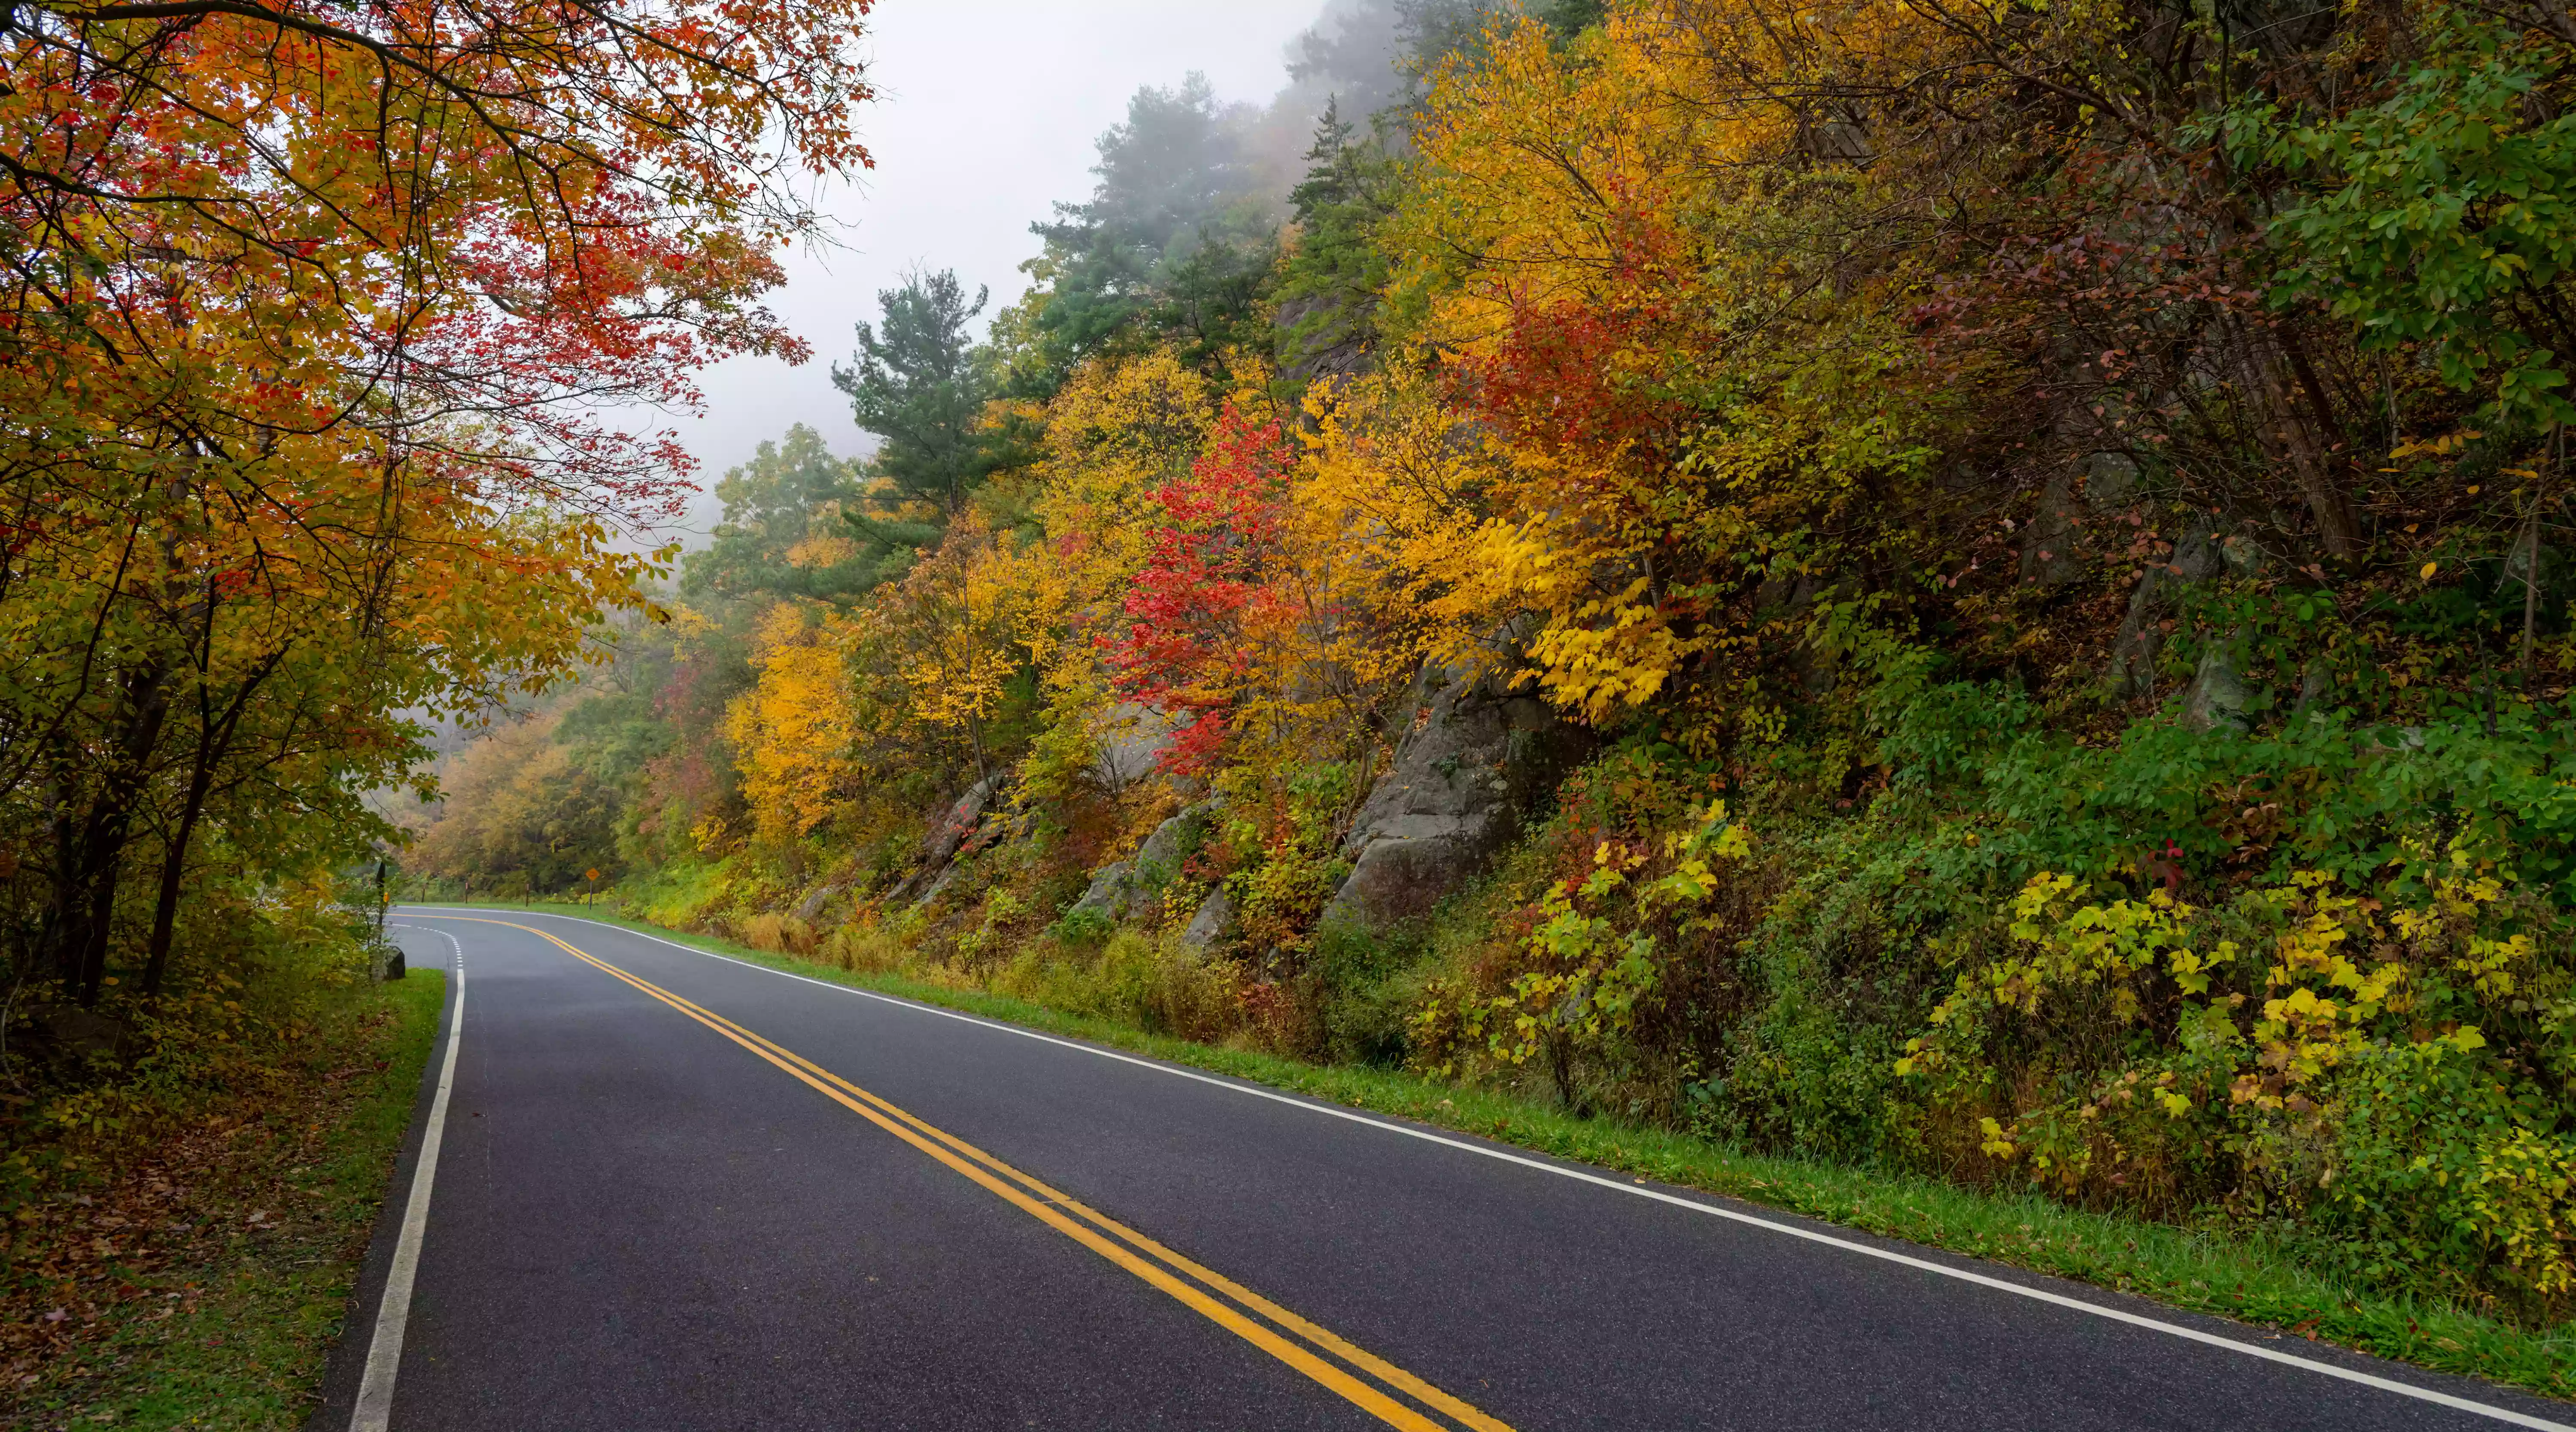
xmin=2245 ymin=336 xmax=2361 ymax=560
xmin=139 ymin=771 xmax=212 ymax=1001
xmin=58 ymin=663 xmax=172 ymax=1006
xmin=2529 ymin=425 xmax=2564 ymax=689
xmin=141 ymin=647 xmax=281 ymax=998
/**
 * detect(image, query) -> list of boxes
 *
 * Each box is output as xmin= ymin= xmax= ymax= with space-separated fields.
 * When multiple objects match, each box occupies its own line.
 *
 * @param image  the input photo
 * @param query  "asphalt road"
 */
xmin=304 ymin=907 xmax=2576 ymax=1432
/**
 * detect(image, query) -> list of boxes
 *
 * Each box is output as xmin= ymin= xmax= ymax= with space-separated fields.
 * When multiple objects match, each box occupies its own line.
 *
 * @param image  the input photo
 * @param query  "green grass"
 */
xmin=428 ymin=899 xmax=2576 ymax=1404
xmin=11 ymin=971 xmax=446 ymax=1431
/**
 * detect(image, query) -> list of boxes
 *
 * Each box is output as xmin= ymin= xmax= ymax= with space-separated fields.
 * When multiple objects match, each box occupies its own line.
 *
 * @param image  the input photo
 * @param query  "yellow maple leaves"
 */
xmin=726 ymin=603 xmax=864 ymax=845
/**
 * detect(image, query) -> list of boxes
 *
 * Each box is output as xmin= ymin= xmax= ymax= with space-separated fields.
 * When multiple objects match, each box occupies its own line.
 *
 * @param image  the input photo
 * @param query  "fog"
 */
xmin=660 ymin=0 xmax=1352 ymax=537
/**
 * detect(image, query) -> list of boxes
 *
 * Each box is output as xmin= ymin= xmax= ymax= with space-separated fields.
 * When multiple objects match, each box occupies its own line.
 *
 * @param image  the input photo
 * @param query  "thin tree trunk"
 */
xmin=966 ymin=711 xmax=990 ymax=785
xmin=140 ymin=675 xmax=262 ymax=999
xmin=62 ymin=663 xmax=171 ymax=1006
xmin=2249 ymin=340 xmax=2360 ymax=560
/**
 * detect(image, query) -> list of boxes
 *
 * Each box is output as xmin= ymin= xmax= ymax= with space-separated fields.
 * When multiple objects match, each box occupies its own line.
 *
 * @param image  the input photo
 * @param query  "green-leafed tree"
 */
xmin=1276 ymin=100 xmax=1401 ymax=381
xmin=682 ymin=426 xmax=892 ymax=606
xmin=835 ymin=270 xmax=1002 ymax=520
xmin=1004 ymin=76 xmax=1279 ymax=391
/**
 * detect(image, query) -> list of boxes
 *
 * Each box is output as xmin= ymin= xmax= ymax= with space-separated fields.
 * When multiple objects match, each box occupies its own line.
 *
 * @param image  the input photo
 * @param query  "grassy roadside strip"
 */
xmin=0 ymin=972 xmax=445 ymax=1432
xmin=430 ymin=900 xmax=2576 ymax=1403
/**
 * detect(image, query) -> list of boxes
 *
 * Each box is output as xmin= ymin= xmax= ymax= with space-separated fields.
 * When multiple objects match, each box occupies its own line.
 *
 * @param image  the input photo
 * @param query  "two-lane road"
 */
xmin=308 ymin=908 xmax=2576 ymax=1430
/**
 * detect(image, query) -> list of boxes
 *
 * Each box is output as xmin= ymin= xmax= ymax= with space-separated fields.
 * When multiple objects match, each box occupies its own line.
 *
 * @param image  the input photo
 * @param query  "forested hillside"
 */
xmin=416 ymin=0 xmax=2576 ymax=1325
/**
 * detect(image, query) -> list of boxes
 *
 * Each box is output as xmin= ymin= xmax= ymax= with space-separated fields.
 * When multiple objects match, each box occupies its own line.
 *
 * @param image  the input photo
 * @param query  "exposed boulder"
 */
xmin=2024 ymin=452 xmax=2142 ymax=587
xmin=2180 ymin=643 xmax=2251 ymax=732
xmin=914 ymin=862 xmax=961 ymax=910
xmin=921 ymin=774 xmax=1002 ymax=867
xmin=1180 ymin=887 xmax=1234 ymax=954
xmin=2503 ymin=537 xmax=2556 ymax=598
xmin=888 ymin=774 xmax=1004 ymax=905
xmin=29 ymin=1004 xmax=129 ymax=1059
xmin=1090 ymin=703 xmax=1174 ymax=793
xmin=2085 ymin=450 xmax=2141 ymax=509
xmin=1276 ymin=295 xmax=1373 ymax=388
xmin=793 ymin=883 xmax=845 ymax=923
xmin=1136 ymin=799 xmax=1218 ymax=877
xmin=2107 ymin=516 xmax=2225 ymax=699
xmin=1066 ymin=860 xmax=1136 ymax=923
xmin=1320 ymin=662 xmax=1583 ymax=932
xmin=1063 ymin=799 xmax=1219 ymax=926
xmin=2020 ymin=472 xmax=2086 ymax=586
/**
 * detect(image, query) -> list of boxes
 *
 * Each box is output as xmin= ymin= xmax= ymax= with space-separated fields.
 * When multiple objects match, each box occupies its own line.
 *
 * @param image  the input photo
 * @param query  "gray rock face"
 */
xmin=2503 ymin=537 xmax=2555 ymax=594
xmin=2020 ymin=473 xmax=2085 ymax=586
xmin=888 ymin=774 xmax=1002 ymax=907
xmin=1066 ymin=860 xmax=1136 ymax=923
xmin=1135 ymin=800 xmax=1216 ymax=877
xmin=914 ymin=862 xmax=960 ymax=910
xmin=2086 ymin=451 xmax=2141 ymax=508
xmin=921 ymin=774 xmax=1002 ymax=868
xmin=793 ymin=883 xmax=844 ymax=923
xmin=1276 ymin=296 xmax=1373 ymax=388
xmin=2108 ymin=517 xmax=2225 ymax=699
xmin=1063 ymin=800 xmax=1219 ymax=926
xmin=2023 ymin=452 xmax=2144 ymax=587
xmin=1321 ymin=662 xmax=1580 ymax=932
xmin=1180 ymin=887 xmax=1234 ymax=954
xmin=2181 ymin=643 xmax=2251 ymax=732
xmin=1090 ymin=703 xmax=1173 ymax=792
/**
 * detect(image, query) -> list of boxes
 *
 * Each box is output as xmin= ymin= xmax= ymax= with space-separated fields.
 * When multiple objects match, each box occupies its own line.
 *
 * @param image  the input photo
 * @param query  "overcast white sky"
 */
xmin=658 ymin=0 xmax=1328 ymax=537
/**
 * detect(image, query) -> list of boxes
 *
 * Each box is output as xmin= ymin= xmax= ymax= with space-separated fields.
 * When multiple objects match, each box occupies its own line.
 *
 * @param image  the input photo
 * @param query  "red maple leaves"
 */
xmin=1105 ymin=405 xmax=1292 ymax=774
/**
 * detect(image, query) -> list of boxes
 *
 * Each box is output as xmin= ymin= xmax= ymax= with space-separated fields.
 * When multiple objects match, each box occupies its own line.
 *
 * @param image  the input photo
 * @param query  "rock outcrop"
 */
xmin=890 ymin=774 xmax=1003 ymax=905
xmin=2180 ymin=644 xmax=2252 ymax=731
xmin=1319 ymin=661 xmax=1582 ymax=932
xmin=2023 ymin=451 xmax=2142 ymax=587
xmin=2107 ymin=517 xmax=2225 ymax=699
xmin=1090 ymin=703 xmax=1174 ymax=794
xmin=1179 ymin=888 xmax=1234 ymax=953
xmin=1064 ymin=799 xmax=1219 ymax=926
xmin=923 ymin=774 xmax=1002 ymax=866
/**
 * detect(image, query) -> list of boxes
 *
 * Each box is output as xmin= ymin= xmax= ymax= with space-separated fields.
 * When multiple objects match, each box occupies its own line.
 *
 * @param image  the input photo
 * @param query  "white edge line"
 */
xmin=350 ymin=927 xmax=465 ymax=1432
xmin=402 ymin=907 xmax=2573 ymax=1431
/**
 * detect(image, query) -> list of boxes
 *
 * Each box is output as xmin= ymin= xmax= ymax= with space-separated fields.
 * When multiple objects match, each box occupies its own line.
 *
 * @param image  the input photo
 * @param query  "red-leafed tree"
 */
xmin=1105 ymin=405 xmax=1293 ymax=774
xmin=0 ymin=0 xmax=875 ymax=999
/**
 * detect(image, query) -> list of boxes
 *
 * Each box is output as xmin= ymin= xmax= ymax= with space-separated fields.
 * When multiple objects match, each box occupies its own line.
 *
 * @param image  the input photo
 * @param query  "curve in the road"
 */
xmin=485 ymin=910 xmax=2576 ymax=1432
xmin=334 ymin=905 xmax=2576 ymax=1432
xmin=498 ymin=914 xmax=1513 ymax=1432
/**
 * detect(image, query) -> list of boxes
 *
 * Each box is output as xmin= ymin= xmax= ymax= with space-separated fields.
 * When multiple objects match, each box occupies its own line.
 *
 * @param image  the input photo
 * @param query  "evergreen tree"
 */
xmin=835 ymin=269 xmax=997 ymax=517
xmin=1011 ymin=76 xmax=1278 ymax=388
xmin=1276 ymin=99 xmax=1397 ymax=379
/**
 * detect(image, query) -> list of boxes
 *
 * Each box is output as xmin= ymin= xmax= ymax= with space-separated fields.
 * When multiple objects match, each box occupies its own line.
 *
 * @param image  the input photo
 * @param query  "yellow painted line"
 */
xmin=433 ymin=916 xmax=1512 ymax=1432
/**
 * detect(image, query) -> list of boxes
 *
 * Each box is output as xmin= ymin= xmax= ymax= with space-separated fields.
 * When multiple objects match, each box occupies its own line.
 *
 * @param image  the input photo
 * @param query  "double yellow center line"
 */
xmin=438 ymin=917 xmax=1515 ymax=1432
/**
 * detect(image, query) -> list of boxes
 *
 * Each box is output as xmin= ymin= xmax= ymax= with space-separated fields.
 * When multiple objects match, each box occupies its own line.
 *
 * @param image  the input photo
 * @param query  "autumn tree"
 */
xmin=0 ymin=0 xmax=874 ymax=1003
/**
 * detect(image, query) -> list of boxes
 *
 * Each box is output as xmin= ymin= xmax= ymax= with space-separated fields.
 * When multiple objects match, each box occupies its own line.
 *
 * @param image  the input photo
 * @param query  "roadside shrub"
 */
xmin=822 ymin=919 xmax=909 ymax=974
xmin=1892 ymin=859 xmax=2576 ymax=1317
xmin=739 ymin=911 xmax=817 ymax=956
xmin=987 ymin=931 xmax=1246 ymax=1044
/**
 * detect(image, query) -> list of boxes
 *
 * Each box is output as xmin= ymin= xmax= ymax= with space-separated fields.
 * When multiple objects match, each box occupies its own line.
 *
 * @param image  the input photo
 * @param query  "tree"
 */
xmin=1276 ymin=99 xmax=1400 ymax=379
xmin=1008 ymin=76 xmax=1279 ymax=388
xmin=0 ymin=0 xmax=873 ymax=1002
xmin=835 ymin=270 xmax=1002 ymax=519
xmin=684 ymin=426 xmax=892 ymax=605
